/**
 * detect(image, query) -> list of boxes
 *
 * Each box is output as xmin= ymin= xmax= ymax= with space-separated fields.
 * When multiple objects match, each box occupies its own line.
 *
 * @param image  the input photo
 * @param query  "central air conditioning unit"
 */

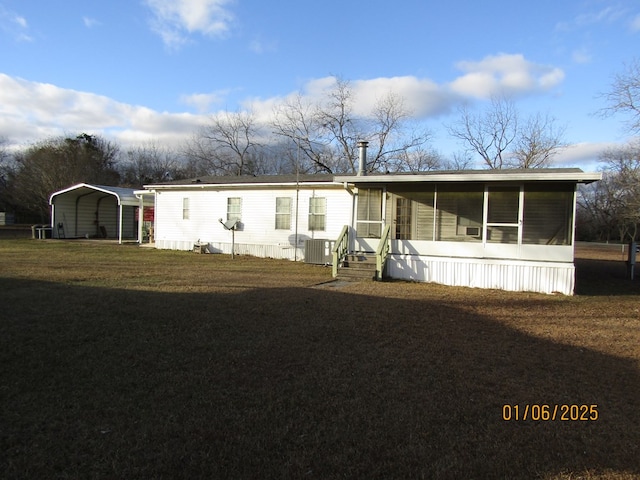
xmin=304 ymin=239 xmax=335 ymax=264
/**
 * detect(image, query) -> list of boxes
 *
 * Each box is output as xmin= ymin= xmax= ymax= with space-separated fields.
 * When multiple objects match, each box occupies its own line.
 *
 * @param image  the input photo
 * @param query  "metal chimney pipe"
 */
xmin=357 ymin=141 xmax=368 ymax=176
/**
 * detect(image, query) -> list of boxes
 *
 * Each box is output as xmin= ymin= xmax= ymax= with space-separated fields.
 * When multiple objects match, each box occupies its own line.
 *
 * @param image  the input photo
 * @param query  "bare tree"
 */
xmin=0 ymin=136 xmax=12 ymax=212
xmin=367 ymin=92 xmax=436 ymax=172
xmin=272 ymin=86 xmax=354 ymax=174
xmin=0 ymin=136 xmax=7 ymax=165
xmin=599 ymin=58 xmax=640 ymax=135
xmin=315 ymin=78 xmax=360 ymax=172
xmin=512 ymin=113 xmax=567 ymax=168
xmin=579 ymin=141 xmax=640 ymax=242
xmin=120 ymin=142 xmax=185 ymax=186
xmin=447 ymin=96 xmax=518 ymax=169
xmin=577 ymin=176 xmax=619 ymax=242
xmin=272 ymin=77 xmax=435 ymax=174
xmin=443 ymin=152 xmax=475 ymax=171
xmin=601 ymin=141 xmax=640 ymax=241
xmin=580 ymin=59 xmax=640 ymax=241
xmin=6 ymin=134 xmax=121 ymax=220
xmin=385 ymin=145 xmax=442 ymax=173
xmin=186 ymin=109 xmax=264 ymax=176
xmin=448 ymin=96 xmax=566 ymax=169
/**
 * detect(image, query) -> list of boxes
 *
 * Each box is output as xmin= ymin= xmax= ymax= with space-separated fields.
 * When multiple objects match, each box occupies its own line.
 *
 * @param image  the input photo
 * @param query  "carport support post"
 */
xmin=137 ymin=197 xmax=144 ymax=243
xmin=118 ymin=201 xmax=123 ymax=244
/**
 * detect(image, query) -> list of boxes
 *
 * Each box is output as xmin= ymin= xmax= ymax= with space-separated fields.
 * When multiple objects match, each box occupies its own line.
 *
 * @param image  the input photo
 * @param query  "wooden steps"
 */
xmin=336 ymin=253 xmax=377 ymax=281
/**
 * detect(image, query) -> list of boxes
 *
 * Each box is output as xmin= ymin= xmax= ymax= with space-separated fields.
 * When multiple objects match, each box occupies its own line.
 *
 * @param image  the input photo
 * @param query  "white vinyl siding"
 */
xmin=308 ymin=197 xmax=326 ymax=231
xmin=275 ymin=197 xmax=291 ymax=230
xmin=152 ymin=186 xmax=349 ymax=256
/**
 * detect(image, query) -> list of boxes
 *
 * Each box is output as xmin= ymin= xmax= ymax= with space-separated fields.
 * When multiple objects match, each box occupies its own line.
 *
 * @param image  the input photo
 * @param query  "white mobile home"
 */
xmin=144 ymin=174 xmax=349 ymax=261
xmin=143 ymin=168 xmax=600 ymax=295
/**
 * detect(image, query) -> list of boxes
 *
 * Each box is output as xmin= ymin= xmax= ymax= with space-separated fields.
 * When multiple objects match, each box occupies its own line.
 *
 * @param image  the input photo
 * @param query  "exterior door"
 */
xmin=486 ymin=186 xmax=522 ymax=244
xmin=356 ymin=188 xmax=383 ymax=238
xmin=394 ymin=197 xmax=412 ymax=240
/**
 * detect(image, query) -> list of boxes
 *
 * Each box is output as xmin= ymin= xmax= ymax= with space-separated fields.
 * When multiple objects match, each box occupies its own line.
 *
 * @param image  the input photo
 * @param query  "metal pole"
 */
xmin=294 ymin=143 xmax=299 ymax=261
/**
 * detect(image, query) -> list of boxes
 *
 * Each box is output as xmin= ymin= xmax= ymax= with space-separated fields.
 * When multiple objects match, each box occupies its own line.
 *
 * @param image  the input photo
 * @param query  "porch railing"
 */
xmin=375 ymin=224 xmax=391 ymax=281
xmin=332 ymin=225 xmax=350 ymax=277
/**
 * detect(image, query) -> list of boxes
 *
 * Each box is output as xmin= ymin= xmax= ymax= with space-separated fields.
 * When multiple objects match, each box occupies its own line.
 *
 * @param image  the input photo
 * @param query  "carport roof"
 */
xmin=49 ymin=183 xmax=153 ymax=206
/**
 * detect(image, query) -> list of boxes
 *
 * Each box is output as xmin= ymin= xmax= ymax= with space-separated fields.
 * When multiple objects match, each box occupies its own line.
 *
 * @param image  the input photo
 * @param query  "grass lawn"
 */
xmin=1 ymin=240 xmax=639 ymax=479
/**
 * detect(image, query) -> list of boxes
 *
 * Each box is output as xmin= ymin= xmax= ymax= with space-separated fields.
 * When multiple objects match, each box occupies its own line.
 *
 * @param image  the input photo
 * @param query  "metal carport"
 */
xmin=49 ymin=184 xmax=154 ymax=244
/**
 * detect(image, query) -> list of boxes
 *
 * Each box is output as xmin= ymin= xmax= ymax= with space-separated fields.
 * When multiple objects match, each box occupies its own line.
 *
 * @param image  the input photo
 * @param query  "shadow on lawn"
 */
xmin=1 ymin=277 xmax=639 ymax=479
xmin=575 ymin=256 xmax=640 ymax=296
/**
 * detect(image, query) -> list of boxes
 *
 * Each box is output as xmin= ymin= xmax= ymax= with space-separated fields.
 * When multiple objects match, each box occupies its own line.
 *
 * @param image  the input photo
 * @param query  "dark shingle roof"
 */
xmin=158 ymin=174 xmax=335 ymax=186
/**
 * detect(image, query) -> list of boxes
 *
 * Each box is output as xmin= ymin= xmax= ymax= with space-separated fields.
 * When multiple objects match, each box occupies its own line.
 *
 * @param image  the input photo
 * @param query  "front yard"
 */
xmin=1 ymin=240 xmax=639 ymax=479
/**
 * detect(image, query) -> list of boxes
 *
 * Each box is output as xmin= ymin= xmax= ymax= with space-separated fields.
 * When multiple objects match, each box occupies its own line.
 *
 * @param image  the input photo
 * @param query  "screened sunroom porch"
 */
xmin=334 ymin=169 xmax=601 ymax=294
xmin=352 ymin=181 xmax=576 ymax=263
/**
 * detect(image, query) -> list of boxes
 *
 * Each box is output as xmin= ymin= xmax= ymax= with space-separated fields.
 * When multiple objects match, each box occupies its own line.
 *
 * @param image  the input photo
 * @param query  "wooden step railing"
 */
xmin=332 ymin=225 xmax=349 ymax=278
xmin=375 ymin=224 xmax=391 ymax=281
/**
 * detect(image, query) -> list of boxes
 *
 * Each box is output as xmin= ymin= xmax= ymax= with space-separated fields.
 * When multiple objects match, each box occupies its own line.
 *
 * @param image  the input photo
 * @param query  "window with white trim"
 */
xmin=275 ymin=197 xmax=291 ymax=230
xmin=227 ymin=197 xmax=242 ymax=222
xmin=308 ymin=197 xmax=326 ymax=231
xmin=182 ymin=197 xmax=190 ymax=220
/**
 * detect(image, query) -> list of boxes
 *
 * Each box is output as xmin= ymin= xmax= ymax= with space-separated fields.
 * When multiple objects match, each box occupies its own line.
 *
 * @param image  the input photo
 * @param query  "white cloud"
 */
xmin=0 ymin=74 xmax=207 ymax=149
xmin=631 ymin=14 xmax=640 ymax=32
xmin=13 ymin=14 xmax=27 ymax=28
xmin=572 ymin=48 xmax=592 ymax=64
xmin=556 ymin=5 xmax=628 ymax=33
xmin=351 ymin=76 xmax=452 ymax=117
xmin=180 ymin=91 xmax=228 ymax=113
xmin=249 ymin=37 xmax=277 ymax=54
xmin=449 ymin=53 xmax=565 ymax=99
xmin=144 ymin=0 xmax=235 ymax=48
xmin=0 ymin=6 xmax=32 ymax=42
xmin=574 ymin=6 xmax=625 ymax=27
xmin=0 ymin=53 xmax=569 ymax=153
xmin=83 ymin=16 xmax=100 ymax=28
xmin=554 ymin=141 xmax=619 ymax=170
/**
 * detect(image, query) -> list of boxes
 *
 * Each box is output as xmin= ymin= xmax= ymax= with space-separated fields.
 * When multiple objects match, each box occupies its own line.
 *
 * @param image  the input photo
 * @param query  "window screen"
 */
xmin=435 ymin=185 xmax=483 ymax=242
xmin=523 ymin=185 xmax=573 ymax=245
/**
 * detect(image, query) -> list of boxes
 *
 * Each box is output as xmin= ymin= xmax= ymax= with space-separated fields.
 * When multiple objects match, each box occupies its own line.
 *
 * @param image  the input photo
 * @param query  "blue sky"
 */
xmin=1 ymin=0 xmax=639 ymax=170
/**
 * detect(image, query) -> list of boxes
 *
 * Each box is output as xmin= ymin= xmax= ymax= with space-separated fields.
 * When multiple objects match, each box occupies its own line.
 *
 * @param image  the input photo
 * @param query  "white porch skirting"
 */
xmin=155 ymin=240 xmax=575 ymax=295
xmin=155 ymin=239 xmax=303 ymax=262
xmin=386 ymin=254 xmax=575 ymax=295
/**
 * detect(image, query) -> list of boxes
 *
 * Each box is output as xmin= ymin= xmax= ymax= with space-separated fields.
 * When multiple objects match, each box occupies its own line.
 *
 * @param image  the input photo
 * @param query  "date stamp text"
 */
xmin=502 ymin=404 xmax=598 ymax=421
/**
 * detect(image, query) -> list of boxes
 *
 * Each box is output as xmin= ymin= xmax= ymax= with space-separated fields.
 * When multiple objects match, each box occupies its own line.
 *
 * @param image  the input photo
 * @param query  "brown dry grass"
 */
xmin=1 ymin=239 xmax=639 ymax=479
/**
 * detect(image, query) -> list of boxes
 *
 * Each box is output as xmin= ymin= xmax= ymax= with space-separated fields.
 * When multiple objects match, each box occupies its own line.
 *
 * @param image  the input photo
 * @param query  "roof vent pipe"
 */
xmin=357 ymin=141 xmax=368 ymax=176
